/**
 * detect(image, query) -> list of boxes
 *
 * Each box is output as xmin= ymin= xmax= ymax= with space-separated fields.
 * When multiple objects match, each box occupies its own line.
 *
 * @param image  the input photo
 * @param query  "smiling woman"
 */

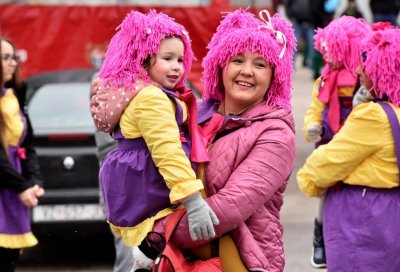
xmin=0 ymin=37 xmax=44 ymax=272
xmin=221 ymin=51 xmax=274 ymax=115
xmin=152 ymin=8 xmax=297 ymax=272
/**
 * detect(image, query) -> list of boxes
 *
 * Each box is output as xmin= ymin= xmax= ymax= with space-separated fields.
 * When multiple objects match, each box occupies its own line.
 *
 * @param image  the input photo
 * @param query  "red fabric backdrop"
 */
xmin=0 ymin=2 xmax=272 ymax=92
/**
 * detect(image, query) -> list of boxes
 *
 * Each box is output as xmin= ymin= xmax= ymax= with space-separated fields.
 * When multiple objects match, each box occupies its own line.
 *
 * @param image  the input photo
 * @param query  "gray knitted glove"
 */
xmin=182 ymin=192 xmax=219 ymax=241
xmin=352 ymin=86 xmax=374 ymax=108
xmin=306 ymin=124 xmax=322 ymax=143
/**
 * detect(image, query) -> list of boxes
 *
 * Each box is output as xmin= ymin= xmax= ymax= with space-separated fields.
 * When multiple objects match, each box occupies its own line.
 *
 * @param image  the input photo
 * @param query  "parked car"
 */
xmin=26 ymin=69 xmax=111 ymax=238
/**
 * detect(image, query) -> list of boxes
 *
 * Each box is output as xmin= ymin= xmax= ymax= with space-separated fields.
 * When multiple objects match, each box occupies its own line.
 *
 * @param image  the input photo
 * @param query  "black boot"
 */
xmin=311 ymin=218 xmax=327 ymax=268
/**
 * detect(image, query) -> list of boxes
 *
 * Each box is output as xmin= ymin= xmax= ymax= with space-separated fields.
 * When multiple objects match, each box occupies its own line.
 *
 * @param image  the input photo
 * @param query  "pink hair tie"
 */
xmin=257 ymin=10 xmax=287 ymax=59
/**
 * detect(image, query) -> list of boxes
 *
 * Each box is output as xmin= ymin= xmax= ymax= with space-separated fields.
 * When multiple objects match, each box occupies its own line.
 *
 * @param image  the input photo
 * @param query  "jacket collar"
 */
xmin=198 ymin=98 xmax=295 ymax=132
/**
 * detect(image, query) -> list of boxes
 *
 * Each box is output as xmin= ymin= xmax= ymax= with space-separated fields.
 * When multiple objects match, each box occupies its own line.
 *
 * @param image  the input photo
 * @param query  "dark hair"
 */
xmin=0 ymin=37 xmax=21 ymax=156
xmin=1 ymin=37 xmax=22 ymax=89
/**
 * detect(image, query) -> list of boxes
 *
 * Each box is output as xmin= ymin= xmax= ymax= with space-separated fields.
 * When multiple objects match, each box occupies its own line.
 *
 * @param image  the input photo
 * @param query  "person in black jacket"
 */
xmin=370 ymin=0 xmax=400 ymax=26
xmin=341 ymin=0 xmax=364 ymax=19
xmin=284 ymin=0 xmax=315 ymax=70
xmin=0 ymin=37 xmax=44 ymax=272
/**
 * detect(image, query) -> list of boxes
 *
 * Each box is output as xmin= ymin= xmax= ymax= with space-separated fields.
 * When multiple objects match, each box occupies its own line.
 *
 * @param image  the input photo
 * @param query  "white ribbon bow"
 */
xmin=258 ymin=10 xmax=287 ymax=59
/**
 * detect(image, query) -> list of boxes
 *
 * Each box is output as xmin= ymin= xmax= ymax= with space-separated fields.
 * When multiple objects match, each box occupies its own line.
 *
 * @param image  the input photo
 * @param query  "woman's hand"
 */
xmin=18 ymin=184 xmax=45 ymax=207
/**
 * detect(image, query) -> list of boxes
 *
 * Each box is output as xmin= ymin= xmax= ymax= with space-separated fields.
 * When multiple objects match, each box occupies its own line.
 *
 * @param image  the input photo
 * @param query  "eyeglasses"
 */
xmin=1 ymin=53 xmax=19 ymax=63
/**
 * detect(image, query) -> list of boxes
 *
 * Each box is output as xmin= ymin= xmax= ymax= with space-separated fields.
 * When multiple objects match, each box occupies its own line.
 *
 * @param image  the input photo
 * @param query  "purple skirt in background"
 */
xmin=323 ymin=184 xmax=400 ymax=272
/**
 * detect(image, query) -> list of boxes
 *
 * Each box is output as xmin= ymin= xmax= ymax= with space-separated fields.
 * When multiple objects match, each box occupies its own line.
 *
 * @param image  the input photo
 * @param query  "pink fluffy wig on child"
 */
xmin=362 ymin=28 xmax=400 ymax=106
xmin=98 ymin=10 xmax=194 ymax=90
xmin=201 ymin=9 xmax=296 ymax=110
xmin=314 ymin=16 xmax=372 ymax=75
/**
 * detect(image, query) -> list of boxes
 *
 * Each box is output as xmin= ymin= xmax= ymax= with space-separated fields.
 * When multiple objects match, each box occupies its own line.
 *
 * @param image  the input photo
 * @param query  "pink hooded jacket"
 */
xmin=155 ymin=9 xmax=296 ymax=271
xmin=157 ymin=99 xmax=296 ymax=272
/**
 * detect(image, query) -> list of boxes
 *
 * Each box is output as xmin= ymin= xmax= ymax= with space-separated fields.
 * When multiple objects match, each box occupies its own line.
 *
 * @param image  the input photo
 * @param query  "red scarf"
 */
xmin=200 ymin=113 xmax=224 ymax=147
xmin=175 ymin=85 xmax=209 ymax=163
xmin=318 ymin=68 xmax=357 ymax=133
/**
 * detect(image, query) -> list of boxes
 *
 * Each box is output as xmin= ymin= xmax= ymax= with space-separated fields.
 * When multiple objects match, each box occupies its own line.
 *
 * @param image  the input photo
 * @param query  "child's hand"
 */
xmin=306 ymin=125 xmax=322 ymax=143
xmin=352 ymin=86 xmax=374 ymax=108
xmin=131 ymin=246 xmax=153 ymax=271
xmin=182 ymin=192 xmax=219 ymax=241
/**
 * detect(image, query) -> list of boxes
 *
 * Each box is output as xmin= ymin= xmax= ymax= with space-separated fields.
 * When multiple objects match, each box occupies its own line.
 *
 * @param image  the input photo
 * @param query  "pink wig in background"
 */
xmin=99 ymin=10 xmax=194 ymax=90
xmin=314 ymin=16 xmax=372 ymax=75
xmin=201 ymin=9 xmax=296 ymax=110
xmin=362 ymin=28 xmax=400 ymax=106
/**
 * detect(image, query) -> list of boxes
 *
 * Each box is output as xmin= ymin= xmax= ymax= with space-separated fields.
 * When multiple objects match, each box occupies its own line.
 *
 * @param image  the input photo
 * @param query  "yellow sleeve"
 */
xmin=303 ymin=77 xmax=325 ymax=142
xmin=1 ymin=89 xmax=24 ymax=146
xmin=297 ymin=102 xmax=384 ymax=197
xmin=122 ymin=86 xmax=203 ymax=203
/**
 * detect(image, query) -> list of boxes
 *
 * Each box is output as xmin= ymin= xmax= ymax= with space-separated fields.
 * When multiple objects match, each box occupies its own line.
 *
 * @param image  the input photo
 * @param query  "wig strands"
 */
xmin=99 ymin=10 xmax=194 ymax=91
xmin=201 ymin=9 xmax=296 ymax=110
xmin=363 ymin=29 xmax=400 ymax=106
xmin=314 ymin=16 xmax=371 ymax=76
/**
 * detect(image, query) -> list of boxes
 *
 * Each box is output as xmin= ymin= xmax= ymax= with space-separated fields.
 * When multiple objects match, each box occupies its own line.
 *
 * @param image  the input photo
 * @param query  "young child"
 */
xmin=301 ymin=16 xmax=372 ymax=268
xmin=90 ymin=10 xmax=218 ymax=271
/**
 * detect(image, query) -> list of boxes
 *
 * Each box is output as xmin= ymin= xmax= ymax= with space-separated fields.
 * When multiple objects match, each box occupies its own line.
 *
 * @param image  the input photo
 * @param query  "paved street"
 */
xmin=281 ymin=64 xmax=327 ymax=272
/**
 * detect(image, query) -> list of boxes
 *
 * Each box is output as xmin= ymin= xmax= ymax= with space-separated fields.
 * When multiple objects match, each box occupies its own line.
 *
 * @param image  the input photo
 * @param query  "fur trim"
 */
xmin=314 ymin=16 xmax=372 ymax=76
xmin=362 ymin=29 xmax=400 ymax=106
xmin=201 ymin=9 xmax=296 ymax=110
xmin=99 ymin=10 xmax=194 ymax=90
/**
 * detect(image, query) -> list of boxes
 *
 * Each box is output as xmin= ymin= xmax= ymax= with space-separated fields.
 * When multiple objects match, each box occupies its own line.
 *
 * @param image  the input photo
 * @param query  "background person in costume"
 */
xmin=90 ymin=10 xmax=218 ymax=271
xmin=152 ymin=9 xmax=296 ymax=272
xmin=0 ymin=37 xmax=44 ymax=272
xmin=297 ymin=28 xmax=400 ymax=271
xmin=301 ymin=16 xmax=371 ymax=269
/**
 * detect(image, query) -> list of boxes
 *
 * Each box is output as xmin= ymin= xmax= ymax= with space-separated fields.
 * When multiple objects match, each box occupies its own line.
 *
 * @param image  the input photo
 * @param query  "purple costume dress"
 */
xmin=100 ymin=88 xmax=194 ymax=228
xmin=316 ymin=80 xmax=354 ymax=148
xmin=323 ymin=102 xmax=400 ymax=271
xmin=0 ymin=88 xmax=36 ymax=248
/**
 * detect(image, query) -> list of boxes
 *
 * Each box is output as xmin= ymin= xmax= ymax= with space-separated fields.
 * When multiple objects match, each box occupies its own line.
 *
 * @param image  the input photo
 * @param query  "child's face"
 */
xmin=148 ymin=37 xmax=184 ymax=90
xmin=355 ymin=65 xmax=373 ymax=90
xmin=321 ymin=40 xmax=337 ymax=69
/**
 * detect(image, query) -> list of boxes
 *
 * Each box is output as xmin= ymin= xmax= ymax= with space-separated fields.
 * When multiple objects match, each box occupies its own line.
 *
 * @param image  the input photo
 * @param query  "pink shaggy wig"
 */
xmin=99 ymin=10 xmax=194 ymax=90
xmin=314 ymin=16 xmax=371 ymax=75
xmin=362 ymin=29 xmax=400 ymax=106
xmin=201 ymin=9 xmax=296 ymax=110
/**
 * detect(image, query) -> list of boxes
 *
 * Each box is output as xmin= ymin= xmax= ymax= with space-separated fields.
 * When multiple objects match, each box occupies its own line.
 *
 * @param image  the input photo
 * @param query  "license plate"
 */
xmin=32 ymin=204 xmax=105 ymax=222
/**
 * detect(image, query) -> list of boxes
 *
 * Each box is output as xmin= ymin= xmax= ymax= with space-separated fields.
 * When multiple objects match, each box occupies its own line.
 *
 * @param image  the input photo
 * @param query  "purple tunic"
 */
xmin=0 ymin=88 xmax=31 ymax=239
xmin=323 ymin=102 xmax=400 ymax=272
xmin=99 ymin=88 xmax=194 ymax=227
xmin=317 ymin=96 xmax=353 ymax=147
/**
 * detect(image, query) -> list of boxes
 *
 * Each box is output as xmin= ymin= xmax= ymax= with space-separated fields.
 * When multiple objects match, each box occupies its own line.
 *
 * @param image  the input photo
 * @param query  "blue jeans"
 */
xmin=373 ymin=13 xmax=398 ymax=26
xmin=293 ymin=21 xmax=315 ymax=69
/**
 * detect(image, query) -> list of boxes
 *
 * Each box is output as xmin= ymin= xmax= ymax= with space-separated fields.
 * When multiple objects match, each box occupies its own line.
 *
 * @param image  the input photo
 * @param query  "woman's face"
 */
xmin=222 ymin=51 xmax=273 ymax=111
xmin=1 ymin=40 xmax=17 ymax=84
xmin=355 ymin=65 xmax=373 ymax=90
